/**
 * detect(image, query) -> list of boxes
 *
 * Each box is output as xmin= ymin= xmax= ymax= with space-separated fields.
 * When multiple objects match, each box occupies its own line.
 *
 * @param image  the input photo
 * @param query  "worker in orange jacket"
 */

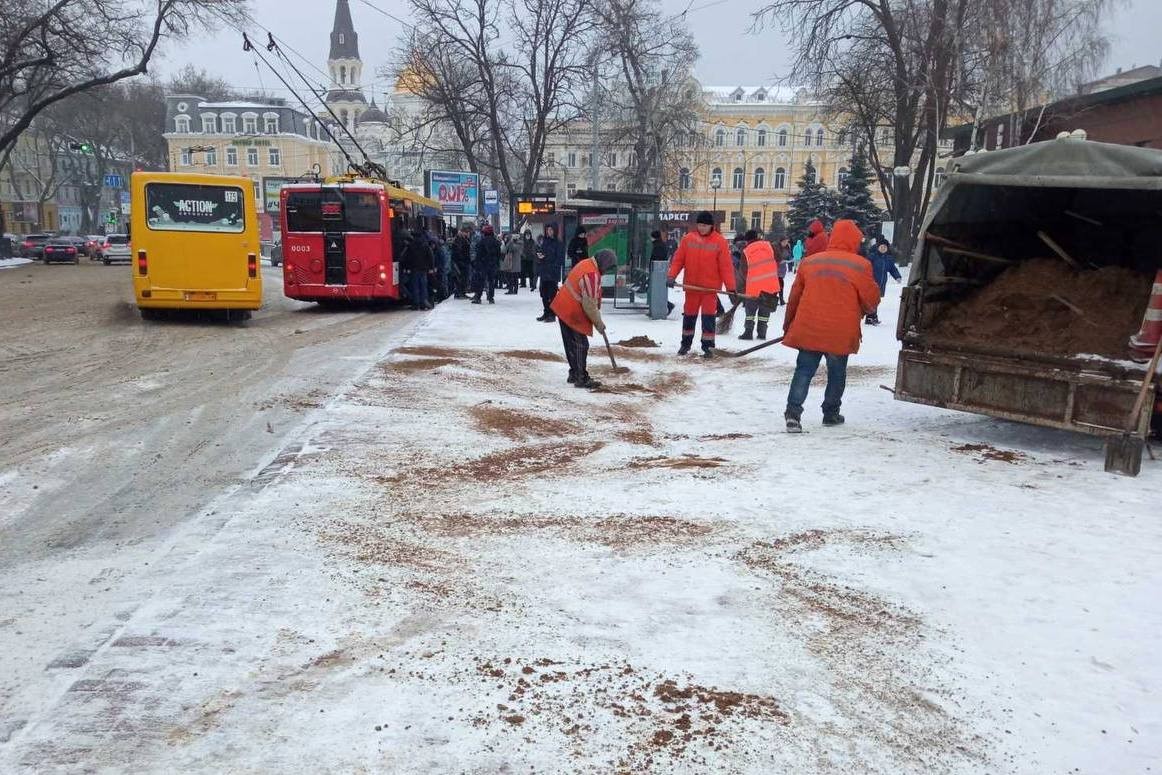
xmin=551 ymin=248 xmax=618 ymax=389
xmin=666 ymin=211 xmax=736 ymax=357
xmin=738 ymin=229 xmax=780 ymax=341
xmin=783 ymin=219 xmax=881 ymax=432
xmin=804 ymin=219 xmax=829 ymax=257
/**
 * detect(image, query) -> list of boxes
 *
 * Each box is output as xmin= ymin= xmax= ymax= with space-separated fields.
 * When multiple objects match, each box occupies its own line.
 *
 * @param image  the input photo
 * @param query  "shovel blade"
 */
xmin=1104 ymin=435 xmax=1144 ymax=477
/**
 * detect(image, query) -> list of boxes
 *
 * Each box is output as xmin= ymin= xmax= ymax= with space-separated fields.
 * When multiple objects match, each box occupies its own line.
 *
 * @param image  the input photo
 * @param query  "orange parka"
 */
xmin=551 ymin=257 xmax=602 ymax=336
xmin=783 ymin=220 xmax=881 ymax=356
xmin=804 ymin=219 xmax=829 ymax=257
xmin=742 ymin=240 xmax=780 ymax=296
xmin=667 ymin=230 xmax=736 ymax=293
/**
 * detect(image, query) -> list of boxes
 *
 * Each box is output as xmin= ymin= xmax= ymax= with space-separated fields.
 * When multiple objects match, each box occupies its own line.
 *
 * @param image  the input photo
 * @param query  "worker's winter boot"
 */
xmin=739 ymin=321 xmax=755 ymax=340
xmin=677 ymin=343 xmax=691 ymax=356
xmin=756 ymin=322 xmax=768 ymax=340
xmin=822 ymin=413 xmax=845 ymax=427
xmin=785 ymin=416 xmax=802 ymax=433
xmin=702 ymin=347 xmax=714 ymax=359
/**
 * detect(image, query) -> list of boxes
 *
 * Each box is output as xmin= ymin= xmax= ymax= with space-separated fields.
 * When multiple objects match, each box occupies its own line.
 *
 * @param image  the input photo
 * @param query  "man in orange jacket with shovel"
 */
xmin=666 ymin=211 xmax=736 ymax=357
xmin=551 ymin=248 xmax=618 ymax=389
xmin=783 ymin=219 xmax=881 ymax=432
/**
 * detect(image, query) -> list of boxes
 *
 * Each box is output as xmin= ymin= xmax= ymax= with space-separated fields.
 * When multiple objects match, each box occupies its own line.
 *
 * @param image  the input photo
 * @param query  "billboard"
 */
xmin=262 ymin=177 xmax=297 ymax=215
xmin=426 ymin=170 xmax=480 ymax=217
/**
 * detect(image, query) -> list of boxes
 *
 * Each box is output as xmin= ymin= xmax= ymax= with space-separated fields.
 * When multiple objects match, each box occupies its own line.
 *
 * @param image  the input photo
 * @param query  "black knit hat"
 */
xmin=744 ymin=229 xmax=760 ymax=242
xmin=695 ymin=211 xmax=715 ymax=225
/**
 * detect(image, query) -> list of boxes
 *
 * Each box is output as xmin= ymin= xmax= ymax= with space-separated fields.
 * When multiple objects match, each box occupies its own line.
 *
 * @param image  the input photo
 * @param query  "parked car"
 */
xmin=42 ymin=236 xmax=84 ymax=264
xmin=102 ymin=234 xmax=132 ymax=265
xmin=84 ymin=235 xmax=106 ymax=259
xmin=19 ymin=233 xmax=53 ymax=259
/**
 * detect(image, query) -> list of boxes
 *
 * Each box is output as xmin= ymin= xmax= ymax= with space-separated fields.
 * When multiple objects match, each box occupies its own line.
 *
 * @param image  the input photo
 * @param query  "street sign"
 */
xmin=104 ymin=174 xmax=124 ymax=188
xmin=483 ymin=189 xmax=499 ymax=216
xmin=106 ymin=210 xmax=118 ymax=225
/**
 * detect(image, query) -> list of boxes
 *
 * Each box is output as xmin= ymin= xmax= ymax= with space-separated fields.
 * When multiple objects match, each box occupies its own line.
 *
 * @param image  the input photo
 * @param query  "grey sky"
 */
xmin=160 ymin=0 xmax=1159 ymax=96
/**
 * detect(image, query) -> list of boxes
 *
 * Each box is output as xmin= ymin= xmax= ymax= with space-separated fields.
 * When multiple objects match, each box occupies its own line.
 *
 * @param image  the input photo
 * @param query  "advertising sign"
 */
xmin=263 ymin=177 xmax=297 ymax=215
xmin=426 ymin=170 xmax=480 ymax=217
xmin=119 ymin=190 xmax=131 ymax=214
xmin=104 ymin=174 xmax=125 ymax=189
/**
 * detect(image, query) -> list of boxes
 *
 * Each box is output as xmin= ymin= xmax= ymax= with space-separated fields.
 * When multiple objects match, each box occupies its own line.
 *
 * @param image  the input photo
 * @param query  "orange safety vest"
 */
xmin=551 ymin=257 xmax=602 ymax=335
xmin=743 ymin=240 xmax=780 ymax=295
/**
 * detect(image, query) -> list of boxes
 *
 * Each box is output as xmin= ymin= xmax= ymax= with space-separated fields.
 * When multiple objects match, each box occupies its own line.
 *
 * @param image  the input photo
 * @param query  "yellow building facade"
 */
xmin=669 ymin=85 xmax=893 ymax=234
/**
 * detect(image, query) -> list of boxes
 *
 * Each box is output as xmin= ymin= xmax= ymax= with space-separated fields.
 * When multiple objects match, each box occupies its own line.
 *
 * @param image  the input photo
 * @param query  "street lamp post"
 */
xmin=711 ymin=173 xmax=721 ymax=224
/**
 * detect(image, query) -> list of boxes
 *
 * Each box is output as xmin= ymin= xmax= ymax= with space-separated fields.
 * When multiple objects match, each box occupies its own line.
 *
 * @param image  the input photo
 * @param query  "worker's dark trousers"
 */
xmin=559 ymin=320 xmax=589 ymax=380
xmin=743 ymin=299 xmax=774 ymax=331
xmin=540 ymin=280 xmax=558 ymax=318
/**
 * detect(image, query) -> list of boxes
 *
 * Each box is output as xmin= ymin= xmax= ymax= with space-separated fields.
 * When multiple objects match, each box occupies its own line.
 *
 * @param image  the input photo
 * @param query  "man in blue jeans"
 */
xmin=781 ymin=219 xmax=881 ymax=432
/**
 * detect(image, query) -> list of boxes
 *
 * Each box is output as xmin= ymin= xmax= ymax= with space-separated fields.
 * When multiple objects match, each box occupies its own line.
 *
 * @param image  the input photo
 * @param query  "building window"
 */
xmin=568 ymin=151 xmax=577 ymax=167
xmin=731 ymin=167 xmax=744 ymax=189
xmin=175 ymin=115 xmax=191 ymax=133
xmin=202 ymin=115 xmax=217 ymax=133
xmin=815 ymin=128 xmax=825 ymax=146
xmin=340 ymin=65 xmax=346 ymax=84
xmin=582 ymin=153 xmax=591 ymax=167
xmin=757 ymin=129 xmax=767 ymax=147
xmin=837 ymin=129 xmax=847 ymax=146
xmin=880 ymin=128 xmax=890 ymax=146
xmin=206 ymin=148 xmax=217 ymax=165
xmin=247 ymin=147 xmax=259 ymax=166
xmin=838 ymin=167 xmax=849 ymax=187
xmin=222 ymin=114 xmax=237 ymax=133
xmin=269 ymin=147 xmax=281 ymax=166
xmin=715 ymin=128 xmax=725 ymax=147
xmin=804 ymin=129 xmax=813 ymax=146
xmin=753 ymin=167 xmax=765 ymax=189
xmin=777 ymin=129 xmax=788 ymax=147
xmin=340 ymin=109 xmax=349 ymax=128
xmin=609 ymin=152 xmax=617 ymax=167
xmin=935 ymin=167 xmax=947 ymax=187
xmin=679 ymin=167 xmax=691 ymax=190
xmin=729 ymin=211 xmax=741 ymax=230
xmin=736 ymin=128 xmax=746 ymax=146
xmin=226 ymin=146 xmax=238 ymax=166
xmin=751 ymin=211 xmax=762 ymax=231
xmin=264 ymin=115 xmax=279 ymax=134
xmin=567 ymin=183 xmax=577 ymax=197
xmin=774 ymin=167 xmax=786 ymax=189
xmin=243 ymin=115 xmax=258 ymax=134
xmin=179 ymin=149 xmax=191 ymax=166
xmin=339 ymin=33 xmax=344 ymax=45
xmin=806 ymin=163 xmax=817 ymax=184
xmin=710 ymin=167 xmax=722 ymax=187
xmin=996 ymin=123 xmax=1006 ymax=149
xmin=547 ymin=151 xmax=555 ymax=165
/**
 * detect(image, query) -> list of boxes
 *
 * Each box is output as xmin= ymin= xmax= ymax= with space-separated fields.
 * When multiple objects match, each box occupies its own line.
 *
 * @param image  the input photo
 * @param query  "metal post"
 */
xmin=589 ymin=60 xmax=600 ymax=191
xmin=739 ymin=159 xmax=746 ymax=234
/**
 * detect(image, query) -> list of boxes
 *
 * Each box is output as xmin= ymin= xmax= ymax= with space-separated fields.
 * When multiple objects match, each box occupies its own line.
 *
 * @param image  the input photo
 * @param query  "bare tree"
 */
xmin=597 ymin=0 xmax=702 ymax=197
xmin=392 ymin=0 xmax=595 ymax=207
xmin=0 ymin=0 xmax=248 ymax=164
xmin=754 ymin=0 xmax=974 ymax=261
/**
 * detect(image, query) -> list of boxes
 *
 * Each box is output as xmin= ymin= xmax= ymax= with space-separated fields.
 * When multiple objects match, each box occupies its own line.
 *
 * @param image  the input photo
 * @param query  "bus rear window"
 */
xmin=145 ymin=183 xmax=245 ymax=233
xmin=284 ymin=190 xmax=380 ymax=233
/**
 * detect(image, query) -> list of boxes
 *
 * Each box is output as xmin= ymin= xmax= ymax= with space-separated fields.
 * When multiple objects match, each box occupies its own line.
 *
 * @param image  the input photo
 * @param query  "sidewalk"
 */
xmin=2 ymin=284 xmax=1158 ymax=773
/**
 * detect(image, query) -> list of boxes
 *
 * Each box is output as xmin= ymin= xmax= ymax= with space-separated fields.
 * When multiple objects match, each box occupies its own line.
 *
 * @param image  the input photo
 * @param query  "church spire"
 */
xmin=329 ymin=0 xmax=359 ymax=60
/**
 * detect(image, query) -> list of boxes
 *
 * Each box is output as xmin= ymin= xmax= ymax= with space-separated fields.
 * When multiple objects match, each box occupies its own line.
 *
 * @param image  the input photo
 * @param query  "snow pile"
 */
xmin=2 ymin=280 xmax=1158 ymax=773
xmin=0 ymin=258 xmax=33 ymax=270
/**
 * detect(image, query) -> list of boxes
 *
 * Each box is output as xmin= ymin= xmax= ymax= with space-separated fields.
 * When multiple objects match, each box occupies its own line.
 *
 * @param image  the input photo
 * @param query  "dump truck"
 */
xmin=894 ymin=134 xmax=1162 ymax=475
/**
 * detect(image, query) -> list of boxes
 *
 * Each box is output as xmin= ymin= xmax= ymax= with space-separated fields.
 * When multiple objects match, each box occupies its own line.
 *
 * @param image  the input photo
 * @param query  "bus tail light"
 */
xmin=137 ymin=250 xmax=147 ymax=275
xmin=248 ymin=253 xmax=257 ymax=278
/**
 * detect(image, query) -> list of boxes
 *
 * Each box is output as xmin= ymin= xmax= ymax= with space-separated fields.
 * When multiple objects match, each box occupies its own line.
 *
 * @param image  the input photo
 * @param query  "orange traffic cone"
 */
xmin=1130 ymin=269 xmax=1162 ymax=358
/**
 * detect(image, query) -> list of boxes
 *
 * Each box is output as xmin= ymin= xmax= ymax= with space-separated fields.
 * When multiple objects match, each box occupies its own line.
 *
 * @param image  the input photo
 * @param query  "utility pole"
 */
xmin=589 ymin=58 xmax=600 ymax=191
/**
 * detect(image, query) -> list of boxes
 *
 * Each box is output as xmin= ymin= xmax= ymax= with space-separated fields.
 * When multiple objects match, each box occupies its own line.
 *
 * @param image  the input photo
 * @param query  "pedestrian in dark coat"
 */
xmin=567 ymin=226 xmax=589 ymax=269
xmin=865 ymin=236 xmax=902 ymax=325
xmin=537 ymin=224 xmax=566 ymax=322
xmin=775 ymin=237 xmax=791 ymax=305
xmin=451 ymin=228 xmax=471 ymax=298
xmin=401 ymin=227 xmax=435 ymax=310
xmin=521 ymin=231 xmax=538 ymax=291
xmin=472 ymin=225 xmax=502 ymax=304
xmin=649 ymin=230 xmax=667 ymax=262
xmin=502 ymin=234 xmax=522 ymax=294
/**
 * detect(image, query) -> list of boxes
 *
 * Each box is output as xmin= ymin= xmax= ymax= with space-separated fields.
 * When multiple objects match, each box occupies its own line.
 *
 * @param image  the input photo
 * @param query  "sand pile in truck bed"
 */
xmin=927 ymin=258 xmax=1154 ymax=359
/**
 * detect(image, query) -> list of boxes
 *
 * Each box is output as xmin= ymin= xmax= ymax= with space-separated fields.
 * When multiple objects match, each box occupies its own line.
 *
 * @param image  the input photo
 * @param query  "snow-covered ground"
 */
xmin=0 ymin=258 xmax=33 ymax=270
xmin=1 ymin=279 xmax=1158 ymax=773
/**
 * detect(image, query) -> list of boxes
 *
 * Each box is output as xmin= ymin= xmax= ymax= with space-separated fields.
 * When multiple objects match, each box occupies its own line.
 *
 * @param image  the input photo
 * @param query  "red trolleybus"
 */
xmin=280 ymin=176 xmax=444 ymax=303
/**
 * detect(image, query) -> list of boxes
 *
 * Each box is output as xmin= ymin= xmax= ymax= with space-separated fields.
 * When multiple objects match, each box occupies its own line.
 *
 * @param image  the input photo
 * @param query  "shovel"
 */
xmin=1104 ymin=334 xmax=1162 ymax=476
xmin=675 ymin=283 xmax=781 ymax=310
xmin=730 ymin=336 xmax=785 ymax=357
xmin=599 ymin=329 xmax=630 ymax=374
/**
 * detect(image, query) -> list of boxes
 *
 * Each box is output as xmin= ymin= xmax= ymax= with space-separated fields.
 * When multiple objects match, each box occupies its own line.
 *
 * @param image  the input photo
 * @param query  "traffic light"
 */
xmin=68 ymin=142 xmax=94 ymax=154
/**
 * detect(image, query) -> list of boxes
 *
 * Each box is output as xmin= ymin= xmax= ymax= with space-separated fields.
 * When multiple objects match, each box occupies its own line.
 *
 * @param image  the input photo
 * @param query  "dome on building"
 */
xmin=358 ymin=99 xmax=388 ymax=125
